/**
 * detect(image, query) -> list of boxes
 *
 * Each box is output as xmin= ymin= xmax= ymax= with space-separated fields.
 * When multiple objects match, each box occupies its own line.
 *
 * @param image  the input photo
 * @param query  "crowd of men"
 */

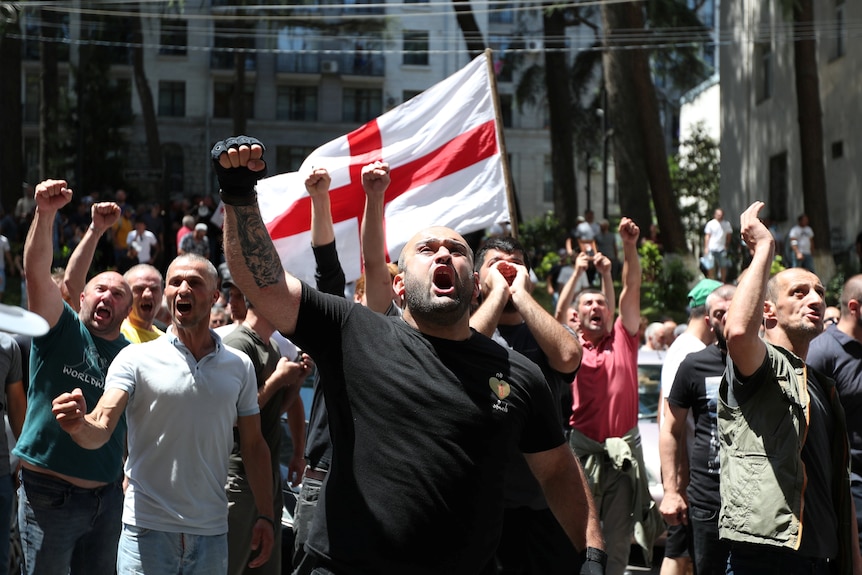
xmin=0 ymin=135 xmax=859 ymax=575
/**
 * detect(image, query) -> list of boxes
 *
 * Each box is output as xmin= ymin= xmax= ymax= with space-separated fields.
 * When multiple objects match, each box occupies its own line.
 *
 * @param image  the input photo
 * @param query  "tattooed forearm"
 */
xmin=234 ymin=205 xmax=284 ymax=289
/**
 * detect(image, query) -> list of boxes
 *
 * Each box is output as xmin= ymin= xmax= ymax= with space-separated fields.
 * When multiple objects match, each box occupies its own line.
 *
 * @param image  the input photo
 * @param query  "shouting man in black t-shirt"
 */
xmin=213 ymin=137 xmax=607 ymax=575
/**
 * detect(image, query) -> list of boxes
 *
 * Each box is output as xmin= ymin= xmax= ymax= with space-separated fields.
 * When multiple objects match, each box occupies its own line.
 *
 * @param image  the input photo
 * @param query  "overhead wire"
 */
xmin=4 ymin=1 xmax=861 ymax=56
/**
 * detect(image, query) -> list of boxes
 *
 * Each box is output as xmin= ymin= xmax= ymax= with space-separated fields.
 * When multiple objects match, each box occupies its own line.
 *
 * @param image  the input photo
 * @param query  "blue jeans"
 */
xmin=117 ymin=524 xmax=227 ymax=575
xmin=726 ymin=544 xmax=833 ymax=575
xmin=0 ymin=473 xmax=15 ymax=575
xmin=689 ymin=503 xmax=729 ymax=575
xmin=18 ymin=468 xmax=123 ymax=575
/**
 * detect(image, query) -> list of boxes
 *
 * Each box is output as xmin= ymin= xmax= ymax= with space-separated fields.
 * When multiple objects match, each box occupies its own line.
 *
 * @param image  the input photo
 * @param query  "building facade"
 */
xmin=19 ymin=1 xmax=618 ymax=227
xmin=720 ymin=0 xmax=860 ymax=269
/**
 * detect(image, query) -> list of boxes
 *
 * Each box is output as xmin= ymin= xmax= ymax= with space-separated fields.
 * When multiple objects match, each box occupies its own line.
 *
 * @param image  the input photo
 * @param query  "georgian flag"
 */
xmin=254 ymin=51 xmax=511 ymax=286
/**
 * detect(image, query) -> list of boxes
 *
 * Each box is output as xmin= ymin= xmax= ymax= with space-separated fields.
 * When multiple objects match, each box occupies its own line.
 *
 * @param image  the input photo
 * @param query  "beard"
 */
xmin=403 ymin=270 xmax=474 ymax=327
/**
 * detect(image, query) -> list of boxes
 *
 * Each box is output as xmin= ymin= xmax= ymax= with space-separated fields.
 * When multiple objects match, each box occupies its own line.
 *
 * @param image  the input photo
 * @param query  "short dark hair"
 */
xmin=474 ymin=236 xmax=531 ymax=273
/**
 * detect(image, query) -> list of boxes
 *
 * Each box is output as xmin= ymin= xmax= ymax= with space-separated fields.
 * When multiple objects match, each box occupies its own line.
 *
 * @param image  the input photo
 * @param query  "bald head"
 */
xmin=840 ymin=274 xmax=862 ymax=316
xmin=765 ymin=268 xmax=822 ymax=304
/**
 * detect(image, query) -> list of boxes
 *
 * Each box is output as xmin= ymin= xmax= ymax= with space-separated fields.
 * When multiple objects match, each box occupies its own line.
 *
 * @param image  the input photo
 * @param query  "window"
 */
xmin=402 ymin=31 xmax=429 ymax=66
xmin=275 ymin=145 xmax=316 ymax=174
xmin=499 ymin=94 xmax=513 ymax=128
xmin=831 ymin=141 xmax=844 ymax=160
xmin=24 ymin=74 xmax=40 ymax=123
xmin=755 ymin=42 xmax=772 ymax=102
xmin=275 ymin=86 xmax=318 ymax=122
xmin=831 ymin=0 xmax=846 ymax=60
xmin=543 ymin=156 xmax=553 ymax=203
xmin=489 ymin=35 xmax=513 ymax=82
xmin=163 ymin=144 xmax=184 ymax=195
xmin=158 ymin=81 xmax=185 ymax=117
xmin=489 ymin=3 xmax=514 ymax=24
xmin=342 ymin=88 xmax=382 ymax=123
xmin=214 ymin=81 xmax=255 ymax=119
xmin=402 ymin=90 xmax=422 ymax=103
xmin=160 ymin=19 xmax=188 ymax=56
xmin=113 ymin=78 xmax=133 ymax=119
xmin=768 ymin=152 xmax=788 ymax=222
xmin=212 ymin=21 xmax=256 ymax=70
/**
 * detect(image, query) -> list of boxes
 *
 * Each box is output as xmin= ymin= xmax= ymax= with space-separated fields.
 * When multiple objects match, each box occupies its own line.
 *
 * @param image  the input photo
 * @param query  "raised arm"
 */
xmin=307 ymin=168 xmax=334 ymax=248
xmin=64 ymin=202 xmax=121 ymax=311
xmin=724 ymin=202 xmax=771 ymax=377
xmin=617 ymin=217 xmax=641 ymax=336
xmin=554 ymin=253 xmax=589 ymax=324
xmin=24 ymin=180 xmax=73 ymax=328
xmin=361 ymin=161 xmax=396 ymax=314
xmin=213 ymin=137 xmax=303 ymax=335
xmin=594 ymin=252 xmax=615 ymax=320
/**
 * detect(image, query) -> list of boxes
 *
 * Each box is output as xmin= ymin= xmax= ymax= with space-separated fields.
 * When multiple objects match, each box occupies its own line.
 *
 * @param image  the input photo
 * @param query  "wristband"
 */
xmin=211 ymin=136 xmax=267 ymax=206
xmin=578 ymin=547 xmax=607 ymax=575
xmin=255 ymin=514 xmax=276 ymax=531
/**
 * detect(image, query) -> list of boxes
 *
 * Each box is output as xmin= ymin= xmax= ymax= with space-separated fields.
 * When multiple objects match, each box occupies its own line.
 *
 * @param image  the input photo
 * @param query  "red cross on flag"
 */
xmin=254 ymin=51 xmax=512 ymax=286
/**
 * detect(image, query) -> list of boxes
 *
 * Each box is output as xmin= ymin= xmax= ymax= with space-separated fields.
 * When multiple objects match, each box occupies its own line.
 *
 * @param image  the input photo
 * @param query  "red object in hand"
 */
xmin=497 ymin=262 xmax=517 ymax=286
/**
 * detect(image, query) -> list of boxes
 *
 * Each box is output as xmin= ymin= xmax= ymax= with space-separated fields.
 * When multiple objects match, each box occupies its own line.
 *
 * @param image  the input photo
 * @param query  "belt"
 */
xmin=303 ymin=466 xmax=328 ymax=482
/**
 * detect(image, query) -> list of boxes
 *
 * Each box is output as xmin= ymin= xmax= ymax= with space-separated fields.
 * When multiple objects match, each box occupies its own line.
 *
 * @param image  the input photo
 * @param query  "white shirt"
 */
xmin=127 ymin=229 xmax=159 ymax=263
xmin=788 ymin=225 xmax=814 ymax=254
xmin=704 ymin=218 xmax=732 ymax=253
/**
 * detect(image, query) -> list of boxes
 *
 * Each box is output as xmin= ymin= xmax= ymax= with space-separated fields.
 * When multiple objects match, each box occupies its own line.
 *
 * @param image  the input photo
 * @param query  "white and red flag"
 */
xmin=253 ymin=51 xmax=512 ymax=286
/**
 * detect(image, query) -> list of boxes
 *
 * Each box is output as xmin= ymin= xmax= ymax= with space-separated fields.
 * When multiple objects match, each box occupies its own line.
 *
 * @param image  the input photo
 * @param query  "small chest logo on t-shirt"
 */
xmin=490 ymin=373 xmax=511 ymax=413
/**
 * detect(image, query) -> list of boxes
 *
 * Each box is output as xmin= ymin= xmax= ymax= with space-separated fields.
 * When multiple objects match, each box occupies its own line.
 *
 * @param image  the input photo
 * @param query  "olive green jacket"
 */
xmin=718 ymin=343 xmax=853 ymax=574
xmin=568 ymin=425 xmax=663 ymax=564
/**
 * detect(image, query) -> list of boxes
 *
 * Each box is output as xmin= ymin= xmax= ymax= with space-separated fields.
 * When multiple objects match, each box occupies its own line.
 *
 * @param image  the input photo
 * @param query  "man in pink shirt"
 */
xmin=559 ymin=217 xmax=657 ymax=575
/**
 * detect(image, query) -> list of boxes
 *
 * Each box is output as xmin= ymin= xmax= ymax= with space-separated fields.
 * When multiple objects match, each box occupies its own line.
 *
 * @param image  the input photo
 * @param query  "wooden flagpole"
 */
xmin=483 ymin=48 xmax=519 ymax=238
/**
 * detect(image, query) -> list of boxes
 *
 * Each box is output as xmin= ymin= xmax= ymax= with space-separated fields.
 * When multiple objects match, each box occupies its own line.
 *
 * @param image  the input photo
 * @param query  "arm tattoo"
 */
xmin=235 ymin=205 xmax=284 ymax=289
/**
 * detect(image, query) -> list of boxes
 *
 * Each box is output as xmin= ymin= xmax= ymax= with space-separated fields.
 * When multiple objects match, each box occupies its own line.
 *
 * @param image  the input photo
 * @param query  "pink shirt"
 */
xmin=569 ymin=316 xmax=639 ymax=442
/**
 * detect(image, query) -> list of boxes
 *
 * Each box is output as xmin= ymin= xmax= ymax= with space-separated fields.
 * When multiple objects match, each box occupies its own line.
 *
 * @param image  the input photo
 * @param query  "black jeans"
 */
xmin=689 ymin=503 xmax=729 ymax=575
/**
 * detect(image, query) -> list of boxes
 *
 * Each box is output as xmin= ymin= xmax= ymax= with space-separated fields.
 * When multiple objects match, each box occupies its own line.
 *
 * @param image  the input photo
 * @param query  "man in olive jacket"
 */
xmin=718 ymin=201 xmax=862 ymax=575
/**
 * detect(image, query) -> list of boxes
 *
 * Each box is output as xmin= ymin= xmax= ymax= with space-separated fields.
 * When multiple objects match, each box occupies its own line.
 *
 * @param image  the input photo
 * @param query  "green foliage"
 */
xmin=771 ymin=255 xmax=787 ymax=276
xmin=638 ymin=240 xmax=663 ymax=283
xmin=535 ymin=251 xmax=561 ymax=281
xmin=826 ymin=267 xmax=847 ymax=307
xmin=518 ymin=212 xmax=567 ymax=272
xmin=669 ymin=123 xmax=720 ymax=253
xmin=639 ymin=243 xmax=694 ymax=317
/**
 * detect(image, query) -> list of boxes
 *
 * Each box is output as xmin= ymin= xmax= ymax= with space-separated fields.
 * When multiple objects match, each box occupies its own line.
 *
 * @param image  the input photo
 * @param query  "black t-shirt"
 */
xmin=667 ymin=344 xmax=725 ymax=510
xmin=291 ymin=284 xmax=565 ymax=575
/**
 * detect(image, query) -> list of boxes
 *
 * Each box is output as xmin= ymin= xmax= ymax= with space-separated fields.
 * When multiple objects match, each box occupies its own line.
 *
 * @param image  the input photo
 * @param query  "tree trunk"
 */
xmin=131 ymin=10 xmax=161 ymax=171
xmin=452 ymin=0 xmax=486 ymax=59
xmin=543 ymin=7 xmax=578 ymax=232
xmin=792 ymin=0 xmax=830 ymax=253
xmin=601 ymin=3 xmax=651 ymax=233
xmin=0 ymin=16 xmax=23 ymax=213
xmin=39 ymin=8 xmax=60 ymax=181
xmin=624 ymin=3 xmax=686 ymax=253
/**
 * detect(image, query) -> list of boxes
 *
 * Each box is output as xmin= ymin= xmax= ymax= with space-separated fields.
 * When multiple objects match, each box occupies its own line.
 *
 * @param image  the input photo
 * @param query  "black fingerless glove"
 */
xmin=210 ymin=135 xmax=267 ymax=206
xmin=579 ymin=547 xmax=607 ymax=575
